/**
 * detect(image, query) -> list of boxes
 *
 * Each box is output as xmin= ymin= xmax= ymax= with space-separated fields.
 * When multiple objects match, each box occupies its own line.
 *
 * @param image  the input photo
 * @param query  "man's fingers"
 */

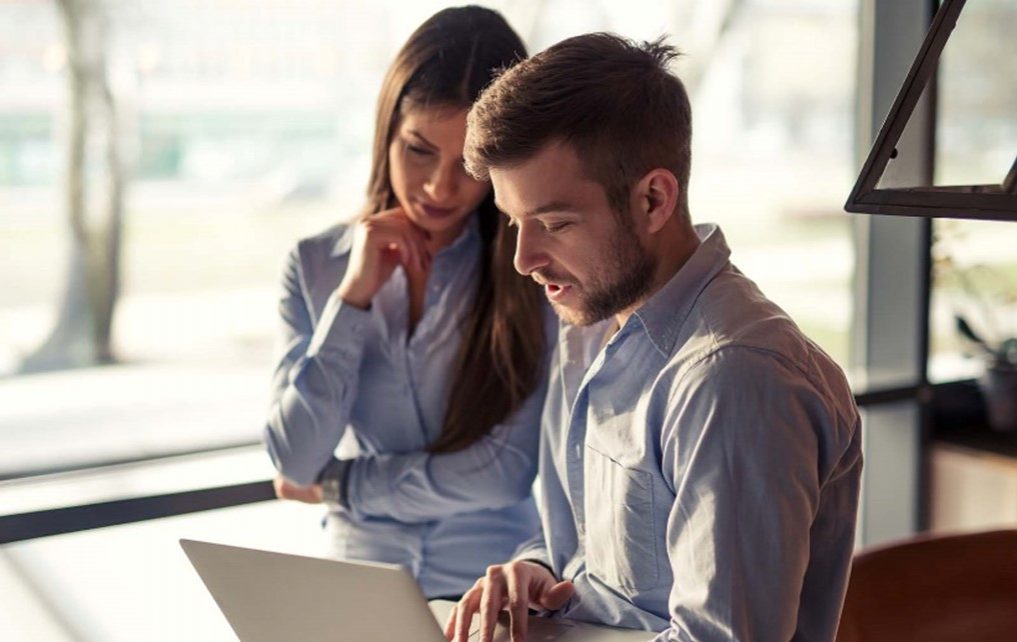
xmin=479 ymin=566 xmax=506 ymax=642
xmin=442 ymin=604 xmax=458 ymax=640
xmin=540 ymin=580 xmax=575 ymax=611
xmin=505 ymin=567 xmax=529 ymax=642
xmin=454 ymin=585 xmax=482 ymax=642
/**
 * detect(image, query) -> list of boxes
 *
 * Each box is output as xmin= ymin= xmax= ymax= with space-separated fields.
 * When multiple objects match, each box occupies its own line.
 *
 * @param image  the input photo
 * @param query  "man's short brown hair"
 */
xmin=465 ymin=33 xmax=692 ymax=217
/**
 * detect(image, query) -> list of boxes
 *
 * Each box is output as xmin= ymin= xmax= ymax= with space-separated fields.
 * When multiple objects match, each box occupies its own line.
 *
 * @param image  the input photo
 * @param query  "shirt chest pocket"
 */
xmin=583 ymin=445 xmax=660 ymax=591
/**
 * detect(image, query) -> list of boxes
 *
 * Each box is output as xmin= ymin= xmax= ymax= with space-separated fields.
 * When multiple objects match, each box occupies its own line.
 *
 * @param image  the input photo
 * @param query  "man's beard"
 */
xmin=544 ymin=222 xmax=656 ymax=327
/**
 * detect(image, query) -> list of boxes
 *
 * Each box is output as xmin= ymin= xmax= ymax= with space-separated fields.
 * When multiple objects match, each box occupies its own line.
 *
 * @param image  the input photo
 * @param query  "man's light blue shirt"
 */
xmin=263 ymin=215 xmax=547 ymax=598
xmin=517 ymin=224 xmax=862 ymax=641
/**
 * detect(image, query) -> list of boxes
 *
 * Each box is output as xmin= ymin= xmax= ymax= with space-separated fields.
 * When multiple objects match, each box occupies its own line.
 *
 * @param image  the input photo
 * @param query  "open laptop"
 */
xmin=180 ymin=539 xmax=654 ymax=641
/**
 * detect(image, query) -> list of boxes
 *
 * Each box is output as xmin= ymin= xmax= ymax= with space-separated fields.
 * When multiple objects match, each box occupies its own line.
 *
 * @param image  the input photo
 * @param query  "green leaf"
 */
xmin=955 ymin=314 xmax=986 ymax=346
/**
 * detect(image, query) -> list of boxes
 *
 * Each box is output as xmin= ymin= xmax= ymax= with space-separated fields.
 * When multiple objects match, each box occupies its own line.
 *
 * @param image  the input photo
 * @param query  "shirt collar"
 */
xmin=331 ymin=222 xmax=355 ymax=257
xmin=629 ymin=223 xmax=731 ymax=357
xmin=331 ymin=211 xmax=481 ymax=259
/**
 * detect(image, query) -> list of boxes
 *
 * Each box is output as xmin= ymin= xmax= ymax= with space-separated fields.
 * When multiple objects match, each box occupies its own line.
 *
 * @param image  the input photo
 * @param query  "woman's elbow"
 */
xmin=263 ymin=423 xmax=320 ymax=486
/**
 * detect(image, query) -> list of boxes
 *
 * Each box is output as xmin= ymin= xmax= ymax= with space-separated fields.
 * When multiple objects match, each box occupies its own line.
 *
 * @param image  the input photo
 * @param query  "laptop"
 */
xmin=180 ymin=539 xmax=654 ymax=641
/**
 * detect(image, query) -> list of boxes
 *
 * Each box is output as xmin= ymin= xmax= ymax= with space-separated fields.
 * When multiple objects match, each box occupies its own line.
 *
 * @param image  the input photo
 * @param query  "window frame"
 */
xmin=846 ymin=0 xmax=1017 ymax=221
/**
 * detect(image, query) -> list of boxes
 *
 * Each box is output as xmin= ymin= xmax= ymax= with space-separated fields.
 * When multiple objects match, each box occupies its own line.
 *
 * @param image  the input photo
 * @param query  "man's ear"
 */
xmin=634 ymin=168 xmax=679 ymax=235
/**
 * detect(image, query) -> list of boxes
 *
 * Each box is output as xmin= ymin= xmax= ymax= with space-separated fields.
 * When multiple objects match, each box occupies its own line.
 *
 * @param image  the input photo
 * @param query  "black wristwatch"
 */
xmin=317 ymin=457 xmax=353 ymax=508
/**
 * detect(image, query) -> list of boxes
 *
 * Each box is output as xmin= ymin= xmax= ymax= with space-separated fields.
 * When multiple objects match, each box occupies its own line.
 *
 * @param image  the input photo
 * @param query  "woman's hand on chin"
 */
xmin=336 ymin=207 xmax=431 ymax=309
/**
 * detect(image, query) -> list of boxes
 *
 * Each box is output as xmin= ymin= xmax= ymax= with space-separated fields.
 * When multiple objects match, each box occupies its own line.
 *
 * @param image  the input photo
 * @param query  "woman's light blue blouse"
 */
xmin=263 ymin=214 xmax=547 ymax=598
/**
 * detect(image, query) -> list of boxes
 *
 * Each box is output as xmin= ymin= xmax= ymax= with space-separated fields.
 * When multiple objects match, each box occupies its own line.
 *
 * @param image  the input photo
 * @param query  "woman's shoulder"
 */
xmin=281 ymin=221 xmax=356 ymax=302
xmin=291 ymin=221 xmax=356 ymax=263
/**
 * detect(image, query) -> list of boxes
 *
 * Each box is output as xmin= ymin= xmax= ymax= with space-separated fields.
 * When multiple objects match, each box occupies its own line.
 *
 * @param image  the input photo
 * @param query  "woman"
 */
xmin=263 ymin=6 xmax=549 ymax=600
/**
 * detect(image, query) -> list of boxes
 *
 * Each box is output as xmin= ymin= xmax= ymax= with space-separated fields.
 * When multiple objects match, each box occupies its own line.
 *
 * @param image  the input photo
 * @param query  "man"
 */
xmin=444 ymin=33 xmax=862 ymax=642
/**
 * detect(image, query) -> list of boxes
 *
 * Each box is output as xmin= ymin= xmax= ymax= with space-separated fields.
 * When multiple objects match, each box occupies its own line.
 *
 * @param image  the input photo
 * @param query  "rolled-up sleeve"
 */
xmin=263 ymin=246 xmax=372 ymax=486
xmin=657 ymin=347 xmax=823 ymax=642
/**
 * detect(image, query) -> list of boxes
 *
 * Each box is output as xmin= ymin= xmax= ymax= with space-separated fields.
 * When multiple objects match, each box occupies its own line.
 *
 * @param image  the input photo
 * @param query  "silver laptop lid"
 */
xmin=180 ymin=539 xmax=446 ymax=642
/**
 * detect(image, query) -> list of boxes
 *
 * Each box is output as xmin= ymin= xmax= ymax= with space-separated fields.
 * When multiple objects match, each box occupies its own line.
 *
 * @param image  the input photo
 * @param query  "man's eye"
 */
xmin=544 ymin=222 xmax=572 ymax=233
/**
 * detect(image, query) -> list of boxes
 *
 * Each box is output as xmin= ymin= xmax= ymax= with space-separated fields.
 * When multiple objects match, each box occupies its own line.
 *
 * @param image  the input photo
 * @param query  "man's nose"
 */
xmin=513 ymin=222 xmax=549 ymax=276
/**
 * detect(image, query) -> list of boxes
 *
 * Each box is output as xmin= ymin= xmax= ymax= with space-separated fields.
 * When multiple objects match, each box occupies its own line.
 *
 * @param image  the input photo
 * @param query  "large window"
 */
xmin=1 ymin=2 xmax=859 ymax=639
xmin=0 ymin=0 xmax=859 ymax=480
xmin=684 ymin=1 xmax=857 ymax=362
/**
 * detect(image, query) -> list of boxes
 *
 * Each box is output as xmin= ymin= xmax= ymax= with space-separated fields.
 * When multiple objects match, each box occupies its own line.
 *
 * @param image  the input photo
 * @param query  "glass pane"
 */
xmin=684 ymin=0 xmax=857 ymax=364
xmin=872 ymin=0 xmax=1016 ymax=192
xmin=0 ymin=0 xmax=856 ymax=483
xmin=1 ymin=499 xmax=324 ymax=641
xmin=930 ymin=218 xmax=1017 ymax=382
xmin=936 ymin=0 xmax=1017 ymax=188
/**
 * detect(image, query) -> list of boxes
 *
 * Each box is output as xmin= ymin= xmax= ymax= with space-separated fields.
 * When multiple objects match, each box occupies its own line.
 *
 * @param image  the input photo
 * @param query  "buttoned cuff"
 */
xmin=317 ymin=457 xmax=353 ymax=508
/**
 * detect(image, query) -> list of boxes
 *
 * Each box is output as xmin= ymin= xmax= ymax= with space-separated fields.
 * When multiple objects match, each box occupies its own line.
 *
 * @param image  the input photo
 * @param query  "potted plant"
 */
xmin=956 ymin=315 xmax=1017 ymax=432
xmin=935 ymin=222 xmax=1017 ymax=432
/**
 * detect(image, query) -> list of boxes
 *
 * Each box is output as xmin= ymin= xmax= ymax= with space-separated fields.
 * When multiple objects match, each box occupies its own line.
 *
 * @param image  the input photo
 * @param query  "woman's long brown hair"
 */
xmin=361 ymin=6 xmax=545 ymax=454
